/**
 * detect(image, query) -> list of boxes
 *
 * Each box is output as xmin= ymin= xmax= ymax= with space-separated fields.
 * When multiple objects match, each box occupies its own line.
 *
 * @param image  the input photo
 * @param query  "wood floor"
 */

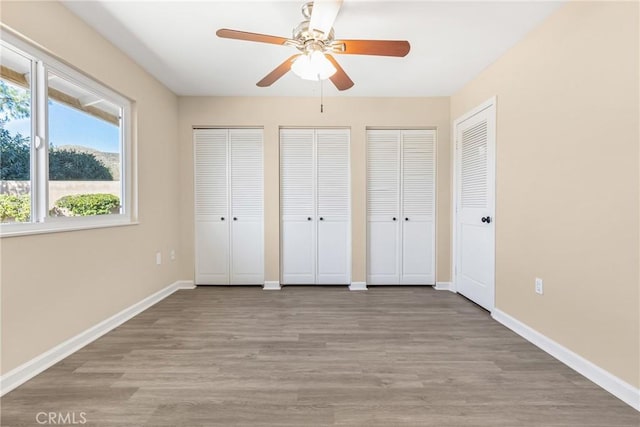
xmin=2 ymin=286 xmax=638 ymax=426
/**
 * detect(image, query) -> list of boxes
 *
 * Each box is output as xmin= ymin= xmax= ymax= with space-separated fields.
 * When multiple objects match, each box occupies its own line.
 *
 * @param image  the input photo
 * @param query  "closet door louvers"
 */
xmin=401 ymin=130 xmax=436 ymax=284
xmin=230 ymin=129 xmax=264 ymax=284
xmin=367 ymin=130 xmax=401 ymax=284
xmin=194 ymin=129 xmax=229 ymax=284
xmin=280 ymin=129 xmax=315 ymax=284
xmin=366 ymin=129 xmax=435 ymax=285
xmin=280 ymin=128 xmax=351 ymax=285
xmin=316 ymin=129 xmax=350 ymax=284
xmin=194 ymin=128 xmax=264 ymax=285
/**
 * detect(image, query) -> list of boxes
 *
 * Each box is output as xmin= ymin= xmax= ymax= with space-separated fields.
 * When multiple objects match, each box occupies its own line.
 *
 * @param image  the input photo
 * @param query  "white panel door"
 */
xmin=316 ymin=129 xmax=350 ymax=284
xmin=455 ymin=100 xmax=496 ymax=311
xmin=280 ymin=129 xmax=315 ymax=284
xmin=230 ymin=129 xmax=264 ymax=285
xmin=194 ymin=129 xmax=229 ymax=284
xmin=367 ymin=130 xmax=401 ymax=284
xmin=401 ymin=130 xmax=436 ymax=284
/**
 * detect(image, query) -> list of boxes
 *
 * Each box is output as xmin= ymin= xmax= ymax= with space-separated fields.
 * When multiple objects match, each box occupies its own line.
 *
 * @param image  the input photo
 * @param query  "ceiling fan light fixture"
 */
xmin=217 ymin=0 xmax=408 ymax=91
xmin=291 ymin=50 xmax=336 ymax=81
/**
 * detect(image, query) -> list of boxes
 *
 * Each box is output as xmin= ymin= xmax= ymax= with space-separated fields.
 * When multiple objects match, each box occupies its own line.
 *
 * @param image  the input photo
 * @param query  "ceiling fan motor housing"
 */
xmin=292 ymin=21 xmax=335 ymax=53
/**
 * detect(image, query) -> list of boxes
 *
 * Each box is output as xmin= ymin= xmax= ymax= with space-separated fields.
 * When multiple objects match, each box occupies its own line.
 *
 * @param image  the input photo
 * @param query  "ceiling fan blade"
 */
xmin=257 ymin=55 xmax=300 ymax=87
xmin=325 ymin=54 xmax=354 ymax=91
xmin=334 ymin=39 xmax=410 ymax=57
xmin=216 ymin=28 xmax=289 ymax=46
xmin=309 ymin=0 xmax=343 ymax=39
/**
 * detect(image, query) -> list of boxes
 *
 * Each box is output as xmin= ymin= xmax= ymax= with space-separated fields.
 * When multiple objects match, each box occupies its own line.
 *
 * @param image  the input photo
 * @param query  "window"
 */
xmin=0 ymin=31 xmax=133 ymax=236
xmin=0 ymin=46 xmax=32 ymax=223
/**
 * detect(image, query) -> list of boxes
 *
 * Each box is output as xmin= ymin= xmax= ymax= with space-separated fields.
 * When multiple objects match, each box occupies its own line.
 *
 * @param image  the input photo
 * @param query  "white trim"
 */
xmin=175 ymin=280 xmax=196 ymax=290
xmin=263 ymin=281 xmax=281 ymax=290
xmin=349 ymin=282 xmax=367 ymax=291
xmin=454 ymin=96 xmax=497 ymax=125
xmin=0 ymin=280 xmax=193 ymax=396
xmin=492 ymin=308 xmax=640 ymax=412
xmin=434 ymin=282 xmax=456 ymax=292
xmin=1 ymin=218 xmax=138 ymax=238
xmin=451 ymin=96 xmax=497 ymax=312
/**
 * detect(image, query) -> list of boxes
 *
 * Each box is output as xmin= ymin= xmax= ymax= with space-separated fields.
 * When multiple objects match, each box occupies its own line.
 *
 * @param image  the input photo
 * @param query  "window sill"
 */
xmin=0 ymin=217 xmax=139 ymax=238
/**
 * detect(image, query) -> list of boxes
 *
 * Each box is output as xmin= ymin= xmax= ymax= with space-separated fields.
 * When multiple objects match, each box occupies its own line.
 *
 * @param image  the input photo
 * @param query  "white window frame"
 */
xmin=0 ymin=29 xmax=136 ymax=237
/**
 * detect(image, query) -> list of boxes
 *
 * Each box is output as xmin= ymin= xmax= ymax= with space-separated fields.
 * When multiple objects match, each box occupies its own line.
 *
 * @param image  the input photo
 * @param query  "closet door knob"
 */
xmin=221 ymin=217 xmax=225 ymax=221
xmin=481 ymin=216 xmax=492 ymax=224
xmin=307 ymin=217 xmax=312 ymax=221
xmin=319 ymin=217 xmax=324 ymax=221
xmin=233 ymin=217 xmax=237 ymax=221
xmin=392 ymin=217 xmax=397 ymax=221
xmin=405 ymin=217 xmax=409 ymax=221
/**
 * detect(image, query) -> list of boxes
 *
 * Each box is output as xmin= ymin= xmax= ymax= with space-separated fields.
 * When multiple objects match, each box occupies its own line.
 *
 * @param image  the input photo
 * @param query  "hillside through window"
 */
xmin=47 ymin=71 xmax=122 ymax=218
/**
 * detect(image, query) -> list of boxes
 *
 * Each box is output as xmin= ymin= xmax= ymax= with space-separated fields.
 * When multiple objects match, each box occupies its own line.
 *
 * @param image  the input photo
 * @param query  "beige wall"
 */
xmin=451 ymin=1 xmax=639 ymax=387
xmin=178 ymin=97 xmax=451 ymax=284
xmin=0 ymin=2 xmax=182 ymax=374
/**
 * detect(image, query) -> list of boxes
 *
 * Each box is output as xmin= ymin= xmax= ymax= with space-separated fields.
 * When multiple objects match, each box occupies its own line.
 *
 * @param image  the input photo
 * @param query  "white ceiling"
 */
xmin=61 ymin=1 xmax=564 ymax=97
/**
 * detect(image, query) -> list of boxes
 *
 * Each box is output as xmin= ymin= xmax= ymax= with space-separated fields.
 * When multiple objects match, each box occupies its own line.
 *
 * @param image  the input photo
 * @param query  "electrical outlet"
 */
xmin=170 ymin=249 xmax=176 ymax=261
xmin=156 ymin=252 xmax=162 ymax=265
xmin=535 ymin=278 xmax=543 ymax=295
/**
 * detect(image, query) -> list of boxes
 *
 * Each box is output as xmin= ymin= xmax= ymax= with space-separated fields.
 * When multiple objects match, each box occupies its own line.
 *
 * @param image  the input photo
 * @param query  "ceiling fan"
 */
xmin=216 ymin=0 xmax=410 ymax=91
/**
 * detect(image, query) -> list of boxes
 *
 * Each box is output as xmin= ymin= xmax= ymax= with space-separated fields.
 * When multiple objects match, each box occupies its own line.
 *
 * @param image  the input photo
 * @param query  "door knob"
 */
xmin=221 ymin=217 xmax=225 ymax=221
xmin=405 ymin=217 xmax=409 ymax=221
xmin=233 ymin=217 xmax=238 ymax=221
xmin=481 ymin=216 xmax=492 ymax=224
xmin=319 ymin=217 xmax=324 ymax=221
xmin=392 ymin=217 xmax=397 ymax=221
xmin=307 ymin=217 xmax=312 ymax=221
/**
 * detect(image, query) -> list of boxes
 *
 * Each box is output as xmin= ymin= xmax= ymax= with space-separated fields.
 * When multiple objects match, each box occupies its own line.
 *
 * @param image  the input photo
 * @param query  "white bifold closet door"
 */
xmin=194 ymin=128 xmax=264 ymax=285
xmin=367 ymin=129 xmax=435 ymax=285
xmin=280 ymin=128 xmax=350 ymax=285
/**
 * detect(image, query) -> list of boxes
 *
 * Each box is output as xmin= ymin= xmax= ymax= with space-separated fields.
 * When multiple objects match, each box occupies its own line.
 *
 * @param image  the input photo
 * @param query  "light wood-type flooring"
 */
xmin=2 ymin=286 xmax=638 ymax=426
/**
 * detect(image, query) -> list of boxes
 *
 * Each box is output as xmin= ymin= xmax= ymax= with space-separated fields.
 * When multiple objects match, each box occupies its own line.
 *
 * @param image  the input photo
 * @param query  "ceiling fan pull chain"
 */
xmin=320 ymin=76 xmax=324 ymax=113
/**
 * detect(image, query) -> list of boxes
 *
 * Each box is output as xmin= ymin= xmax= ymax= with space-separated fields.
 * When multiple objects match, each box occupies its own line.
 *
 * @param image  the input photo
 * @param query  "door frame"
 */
xmin=451 ymin=97 xmax=497 ymax=310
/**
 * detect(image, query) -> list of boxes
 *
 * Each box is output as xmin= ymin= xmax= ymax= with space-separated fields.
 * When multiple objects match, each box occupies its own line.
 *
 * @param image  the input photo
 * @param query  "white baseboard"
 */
xmin=0 ymin=280 xmax=194 ymax=396
xmin=175 ymin=280 xmax=196 ymax=289
xmin=492 ymin=308 xmax=640 ymax=412
xmin=349 ymin=282 xmax=367 ymax=291
xmin=435 ymin=281 xmax=456 ymax=292
xmin=263 ymin=281 xmax=281 ymax=290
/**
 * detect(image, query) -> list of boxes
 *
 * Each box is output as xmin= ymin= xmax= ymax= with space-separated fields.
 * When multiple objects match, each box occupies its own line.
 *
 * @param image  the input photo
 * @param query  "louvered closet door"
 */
xmin=401 ymin=130 xmax=436 ymax=284
xmin=194 ymin=129 xmax=229 ymax=284
xmin=456 ymin=104 xmax=495 ymax=311
xmin=316 ymin=129 xmax=350 ymax=284
xmin=230 ymin=129 xmax=264 ymax=284
xmin=280 ymin=129 xmax=315 ymax=284
xmin=367 ymin=130 xmax=401 ymax=284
